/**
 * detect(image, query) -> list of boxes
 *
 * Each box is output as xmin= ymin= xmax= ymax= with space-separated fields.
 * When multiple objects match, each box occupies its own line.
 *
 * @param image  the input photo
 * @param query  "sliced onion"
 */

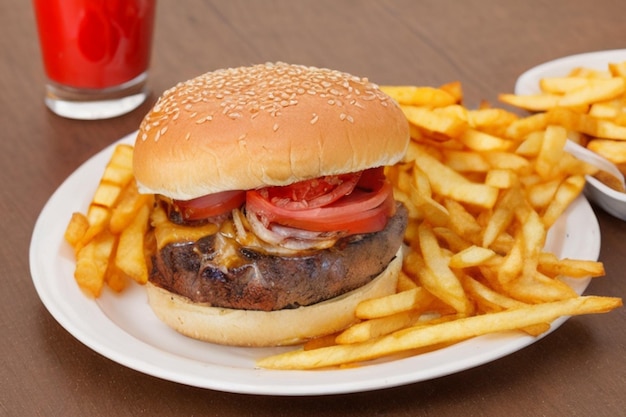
xmin=245 ymin=209 xmax=340 ymax=251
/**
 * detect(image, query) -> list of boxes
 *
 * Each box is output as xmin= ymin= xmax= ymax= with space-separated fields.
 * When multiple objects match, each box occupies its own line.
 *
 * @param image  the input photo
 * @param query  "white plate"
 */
xmin=30 ymin=131 xmax=600 ymax=396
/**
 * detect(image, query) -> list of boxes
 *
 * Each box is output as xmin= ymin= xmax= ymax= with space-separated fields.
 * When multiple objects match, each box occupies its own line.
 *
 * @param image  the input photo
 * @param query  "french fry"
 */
xmin=538 ymin=253 xmax=605 ymax=278
xmin=541 ymin=175 xmax=585 ymax=227
xmin=74 ymin=230 xmax=116 ymax=297
xmin=355 ymin=287 xmax=436 ymax=319
xmin=587 ymin=139 xmax=626 ymax=164
xmin=499 ymin=93 xmax=560 ymax=111
xmin=485 ymin=169 xmax=517 ymax=189
xmin=438 ymin=81 xmax=463 ymax=103
xmin=557 ymin=77 xmax=625 ymax=107
xmin=114 ymin=204 xmax=151 ymax=284
xmin=539 ymin=77 xmax=593 ymax=94
xmin=449 ymin=245 xmax=496 ymax=268
xmin=568 ymin=66 xmax=612 ymax=79
xmin=257 ymin=296 xmax=622 ymax=369
xmin=416 ymin=224 xmax=472 ymax=315
xmin=432 ymin=227 xmax=473 ymax=253
xmin=519 ymin=209 xmax=546 ymax=283
xmin=409 ymin=144 xmax=498 ymax=208
xmin=505 ymin=113 xmax=549 ymax=140
xmin=535 ymin=125 xmax=567 ymax=179
xmin=104 ymin=264 xmax=129 ymax=293
xmin=409 ymin=186 xmax=449 ymax=226
xmin=468 ymin=108 xmax=519 ymax=134
xmin=64 ymin=212 xmax=89 ymax=248
xmin=502 ymin=271 xmax=578 ymax=304
xmin=335 ymin=311 xmax=418 ymax=344
xmin=496 ymin=234 xmax=523 ymax=285
xmin=525 ymin=179 xmax=561 ymax=209
xmin=402 ymin=105 xmax=468 ymax=139
xmin=609 ymin=61 xmax=626 ymax=77
xmin=380 ymin=86 xmax=457 ymax=107
xmin=482 ymin=186 xmax=523 ymax=248
xmin=396 ymin=270 xmax=419 ymax=292
xmin=443 ymin=150 xmax=490 ymax=173
xmin=443 ymin=199 xmax=482 ymax=244
xmin=110 ymin=181 xmax=155 ymax=234
xmin=462 ymin=275 xmax=527 ymax=313
xmin=459 ymin=128 xmax=513 ymax=152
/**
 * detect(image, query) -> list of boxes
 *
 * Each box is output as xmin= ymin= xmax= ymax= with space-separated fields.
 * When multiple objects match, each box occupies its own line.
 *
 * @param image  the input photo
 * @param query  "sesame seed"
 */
xmin=138 ymin=62 xmax=390 ymax=142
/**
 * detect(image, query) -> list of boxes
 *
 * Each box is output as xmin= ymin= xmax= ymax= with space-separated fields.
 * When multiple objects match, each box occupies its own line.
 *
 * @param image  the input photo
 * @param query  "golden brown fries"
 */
xmin=64 ymin=144 xmax=154 ymax=297
xmin=258 ymin=81 xmax=622 ymax=370
xmin=500 ymin=60 xmax=626 ymax=181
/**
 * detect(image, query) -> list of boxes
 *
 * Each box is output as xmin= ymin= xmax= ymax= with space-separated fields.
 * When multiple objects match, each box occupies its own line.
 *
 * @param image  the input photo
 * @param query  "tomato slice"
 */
xmin=265 ymin=172 xmax=362 ymax=209
xmin=173 ymin=190 xmax=246 ymax=221
xmin=169 ymin=167 xmax=394 ymax=234
xmin=246 ymin=171 xmax=395 ymax=234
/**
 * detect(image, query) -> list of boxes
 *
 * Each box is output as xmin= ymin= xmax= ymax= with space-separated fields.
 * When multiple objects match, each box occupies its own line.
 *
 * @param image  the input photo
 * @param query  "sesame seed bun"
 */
xmin=145 ymin=248 xmax=402 ymax=347
xmin=133 ymin=62 xmax=410 ymax=200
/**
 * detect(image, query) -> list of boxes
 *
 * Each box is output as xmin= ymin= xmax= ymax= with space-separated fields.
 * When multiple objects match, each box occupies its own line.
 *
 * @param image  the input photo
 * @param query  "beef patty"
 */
xmin=149 ymin=203 xmax=408 ymax=311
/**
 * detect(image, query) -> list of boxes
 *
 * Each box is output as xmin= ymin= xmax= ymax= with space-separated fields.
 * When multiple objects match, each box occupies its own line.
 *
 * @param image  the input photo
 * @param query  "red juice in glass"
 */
xmin=33 ymin=0 xmax=156 ymax=119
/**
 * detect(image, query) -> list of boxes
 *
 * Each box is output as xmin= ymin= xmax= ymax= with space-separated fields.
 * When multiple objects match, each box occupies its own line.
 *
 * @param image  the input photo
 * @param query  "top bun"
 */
xmin=133 ymin=62 xmax=410 ymax=200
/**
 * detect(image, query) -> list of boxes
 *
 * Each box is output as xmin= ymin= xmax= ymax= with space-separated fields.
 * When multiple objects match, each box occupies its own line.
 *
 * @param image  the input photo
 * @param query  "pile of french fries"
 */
xmin=500 ymin=60 xmax=626 ymax=178
xmin=256 ymin=82 xmax=622 ymax=370
xmin=64 ymin=77 xmax=622 ymax=371
xmin=64 ymin=144 xmax=154 ymax=297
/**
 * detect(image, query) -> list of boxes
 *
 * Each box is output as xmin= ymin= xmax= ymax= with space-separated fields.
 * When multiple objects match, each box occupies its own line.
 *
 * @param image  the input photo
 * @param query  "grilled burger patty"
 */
xmin=149 ymin=204 xmax=408 ymax=311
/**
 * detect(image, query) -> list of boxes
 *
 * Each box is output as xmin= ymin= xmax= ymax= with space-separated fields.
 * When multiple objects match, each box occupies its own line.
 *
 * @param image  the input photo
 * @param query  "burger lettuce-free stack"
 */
xmin=132 ymin=63 xmax=410 ymax=346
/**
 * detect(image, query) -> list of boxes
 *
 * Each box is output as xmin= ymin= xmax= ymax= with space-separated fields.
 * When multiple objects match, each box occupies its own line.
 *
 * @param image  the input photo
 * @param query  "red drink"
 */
xmin=34 ymin=0 xmax=155 ymax=90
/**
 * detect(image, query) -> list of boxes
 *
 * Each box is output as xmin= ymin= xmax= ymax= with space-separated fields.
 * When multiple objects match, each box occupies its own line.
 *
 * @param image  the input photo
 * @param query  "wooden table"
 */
xmin=3 ymin=1 xmax=625 ymax=415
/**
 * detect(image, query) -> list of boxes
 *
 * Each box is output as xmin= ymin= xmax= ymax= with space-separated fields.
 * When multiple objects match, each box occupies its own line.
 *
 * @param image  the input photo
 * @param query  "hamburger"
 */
xmin=133 ymin=62 xmax=410 ymax=347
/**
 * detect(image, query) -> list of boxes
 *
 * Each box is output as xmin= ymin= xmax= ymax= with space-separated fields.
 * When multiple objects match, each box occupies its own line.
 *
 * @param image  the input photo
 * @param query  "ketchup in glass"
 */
xmin=33 ymin=0 xmax=155 ymax=90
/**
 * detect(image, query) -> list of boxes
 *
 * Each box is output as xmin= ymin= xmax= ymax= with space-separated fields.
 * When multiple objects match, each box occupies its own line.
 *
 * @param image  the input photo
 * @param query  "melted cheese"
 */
xmin=151 ymin=205 xmax=218 ymax=249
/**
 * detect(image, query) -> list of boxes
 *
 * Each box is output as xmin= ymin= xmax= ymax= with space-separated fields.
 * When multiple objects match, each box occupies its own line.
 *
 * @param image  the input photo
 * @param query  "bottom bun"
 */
xmin=145 ymin=249 xmax=403 ymax=347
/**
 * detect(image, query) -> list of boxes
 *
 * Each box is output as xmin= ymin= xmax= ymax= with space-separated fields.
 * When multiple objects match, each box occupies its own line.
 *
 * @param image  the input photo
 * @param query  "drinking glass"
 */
xmin=33 ymin=0 xmax=156 ymax=120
